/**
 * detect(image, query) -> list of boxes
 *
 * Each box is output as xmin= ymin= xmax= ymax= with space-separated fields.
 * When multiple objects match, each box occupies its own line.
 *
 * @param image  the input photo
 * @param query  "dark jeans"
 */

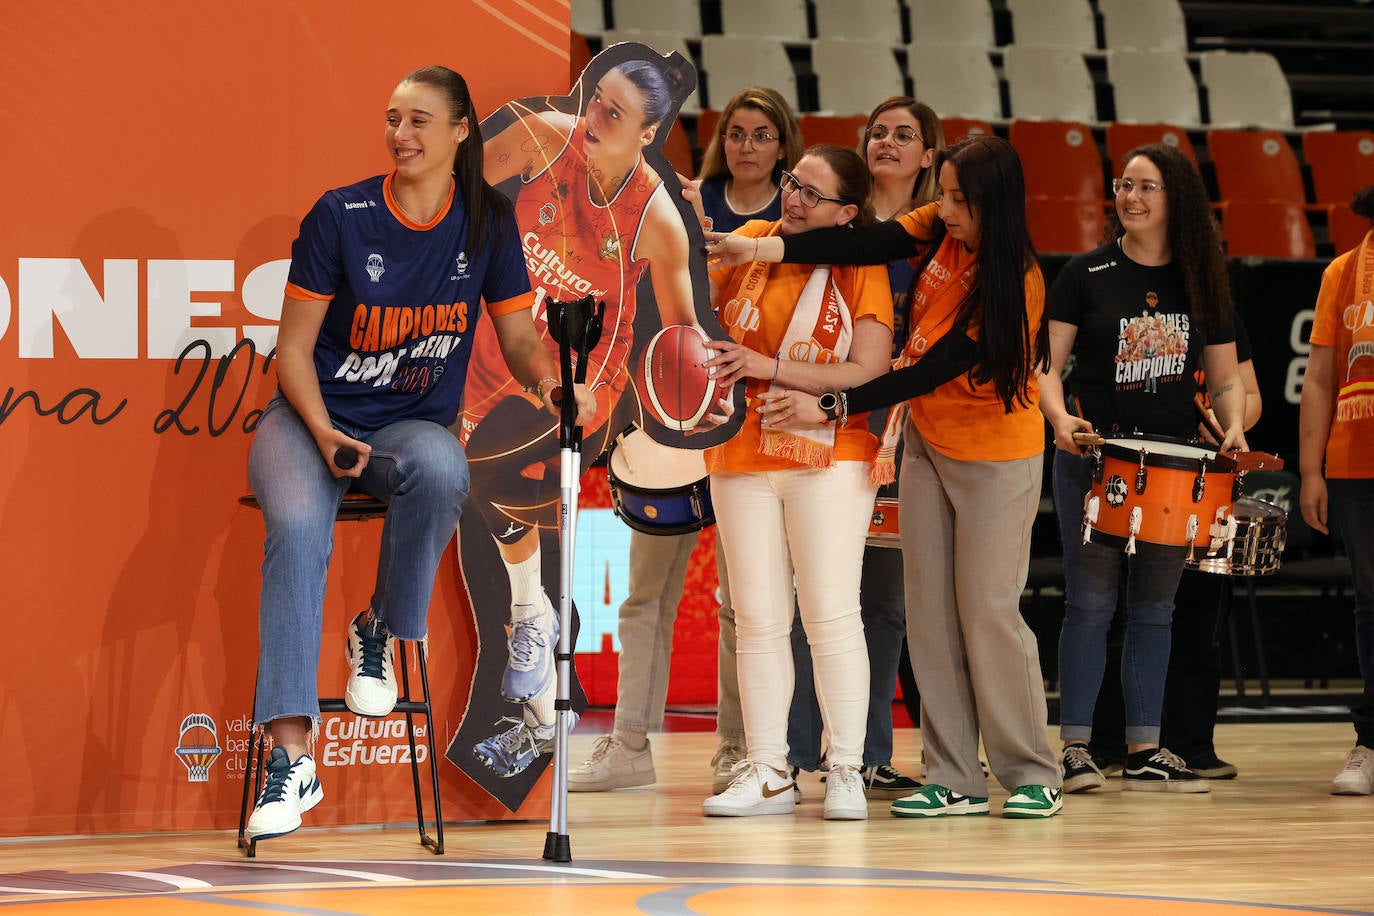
xmin=1090 ymin=569 xmax=1232 ymax=763
xmin=1328 ymin=478 xmax=1374 ymax=748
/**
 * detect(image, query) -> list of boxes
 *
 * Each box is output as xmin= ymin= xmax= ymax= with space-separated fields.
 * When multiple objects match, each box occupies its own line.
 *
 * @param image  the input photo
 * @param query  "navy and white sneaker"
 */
xmin=473 ymin=717 xmax=557 ymax=778
xmin=1123 ymin=747 xmax=1209 ymax=793
xmin=1062 ymin=744 xmax=1107 ymax=793
xmin=501 ymin=593 xmax=558 ymax=703
xmin=890 ymin=785 xmax=990 ymax=817
xmin=245 ymin=746 xmax=324 ymax=841
xmin=345 ymin=611 xmax=397 ymax=717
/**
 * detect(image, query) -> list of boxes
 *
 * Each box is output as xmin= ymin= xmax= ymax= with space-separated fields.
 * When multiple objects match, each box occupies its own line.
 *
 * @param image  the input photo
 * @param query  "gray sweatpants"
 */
xmin=899 ymin=422 xmax=1061 ymax=796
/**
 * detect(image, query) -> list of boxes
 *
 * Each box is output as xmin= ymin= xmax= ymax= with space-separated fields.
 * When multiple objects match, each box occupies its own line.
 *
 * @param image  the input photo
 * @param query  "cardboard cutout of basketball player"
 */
xmin=448 ymin=42 xmax=741 ymax=809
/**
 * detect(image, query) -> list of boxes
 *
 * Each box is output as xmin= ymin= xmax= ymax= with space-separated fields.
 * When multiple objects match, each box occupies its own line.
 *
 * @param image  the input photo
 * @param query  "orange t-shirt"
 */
xmin=1310 ymin=235 xmax=1374 ymax=478
xmin=894 ymin=210 xmax=1047 ymax=463
xmin=706 ymin=220 xmax=894 ymax=474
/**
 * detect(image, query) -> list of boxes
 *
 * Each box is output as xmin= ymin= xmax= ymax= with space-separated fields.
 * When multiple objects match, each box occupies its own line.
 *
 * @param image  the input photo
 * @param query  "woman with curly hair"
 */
xmin=1037 ymin=143 xmax=1249 ymax=795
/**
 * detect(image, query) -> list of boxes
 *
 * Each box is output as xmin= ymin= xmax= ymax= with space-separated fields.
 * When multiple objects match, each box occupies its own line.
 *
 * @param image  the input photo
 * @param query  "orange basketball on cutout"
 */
xmin=636 ymin=325 xmax=727 ymax=431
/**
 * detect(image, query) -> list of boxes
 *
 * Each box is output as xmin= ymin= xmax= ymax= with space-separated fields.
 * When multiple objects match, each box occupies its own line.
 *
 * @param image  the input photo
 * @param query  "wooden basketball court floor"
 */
xmin=3 ymin=722 xmax=1372 ymax=915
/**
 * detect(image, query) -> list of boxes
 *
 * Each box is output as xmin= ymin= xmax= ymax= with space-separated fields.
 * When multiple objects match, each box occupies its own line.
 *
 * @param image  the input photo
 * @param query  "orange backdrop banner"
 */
xmin=0 ymin=0 xmax=572 ymax=836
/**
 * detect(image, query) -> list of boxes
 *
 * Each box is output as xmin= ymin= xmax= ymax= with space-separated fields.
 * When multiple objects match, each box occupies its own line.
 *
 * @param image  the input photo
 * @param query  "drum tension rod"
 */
xmin=1193 ymin=456 xmax=1208 ymax=503
xmin=1134 ymin=449 xmax=1148 ymax=495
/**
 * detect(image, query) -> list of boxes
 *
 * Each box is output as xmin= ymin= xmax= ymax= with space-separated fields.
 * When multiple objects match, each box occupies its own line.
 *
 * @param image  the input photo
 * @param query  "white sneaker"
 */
xmin=345 ymin=610 xmax=397 ymax=717
xmin=569 ymin=734 xmax=656 ymax=791
xmin=823 ymin=764 xmax=868 ymax=820
xmin=710 ymin=738 xmax=745 ymax=794
xmin=245 ymin=747 xmax=324 ymax=841
xmin=1332 ymin=746 xmax=1374 ymax=795
xmin=702 ymin=761 xmax=796 ymax=817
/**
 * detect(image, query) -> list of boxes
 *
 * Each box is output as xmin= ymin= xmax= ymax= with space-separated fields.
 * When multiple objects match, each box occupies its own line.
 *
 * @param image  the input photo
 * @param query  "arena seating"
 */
xmin=571 ymin=0 xmax=1372 ymax=257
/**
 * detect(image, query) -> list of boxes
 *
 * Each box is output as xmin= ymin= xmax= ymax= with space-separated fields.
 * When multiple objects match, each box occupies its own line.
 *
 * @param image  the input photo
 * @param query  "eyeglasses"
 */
xmin=724 ymin=128 xmax=779 ymax=147
xmin=1112 ymin=177 xmax=1166 ymax=197
xmin=865 ymin=125 xmax=923 ymax=147
xmin=779 ymin=171 xmax=848 ymax=208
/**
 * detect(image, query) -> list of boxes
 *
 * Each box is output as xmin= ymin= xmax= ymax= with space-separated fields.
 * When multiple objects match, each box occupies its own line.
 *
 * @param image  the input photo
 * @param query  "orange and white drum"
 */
xmin=866 ymin=497 xmax=901 ymax=549
xmin=1082 ymin=435 xmax=1238 ymax=556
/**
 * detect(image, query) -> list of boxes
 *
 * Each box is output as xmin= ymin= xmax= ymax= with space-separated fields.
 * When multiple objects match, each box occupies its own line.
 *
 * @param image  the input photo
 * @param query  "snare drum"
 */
xmin=1185 ymin=495 xmax=1287 ymax=576
xmin=866 ymin=497 xmax=900 ymax=548
xmin=1082 ymin=435 xmax=1238 ymax=556
xmin=608 ymin=427 xmax=714 ymax=535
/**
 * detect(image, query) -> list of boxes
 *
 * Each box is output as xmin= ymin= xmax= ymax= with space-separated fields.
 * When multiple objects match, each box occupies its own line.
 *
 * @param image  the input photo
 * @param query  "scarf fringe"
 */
xmin=759 ymin=428 xmax=836 ymax=469
xmin=1336 ymin=392 xmax=1374 ymax=423
xmin=869 ymin=459 xmax=896 ymax=487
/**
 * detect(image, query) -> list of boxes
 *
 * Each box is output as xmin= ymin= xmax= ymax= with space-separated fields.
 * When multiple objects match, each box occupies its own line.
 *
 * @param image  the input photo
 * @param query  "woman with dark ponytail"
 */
xmin=242 ymin=65 xmax=594 ymax=845
xmin=706 ymin=135 xmax=1063 ymax=819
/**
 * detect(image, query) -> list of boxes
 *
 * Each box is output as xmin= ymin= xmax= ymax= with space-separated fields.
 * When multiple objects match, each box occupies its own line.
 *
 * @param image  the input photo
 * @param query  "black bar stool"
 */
xmin=235 ymin=492 xmax=444 ymax=857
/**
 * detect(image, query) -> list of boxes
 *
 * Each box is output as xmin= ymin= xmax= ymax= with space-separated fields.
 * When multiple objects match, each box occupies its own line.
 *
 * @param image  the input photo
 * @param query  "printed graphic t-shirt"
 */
xmin=286 ymin=172 xmax=532 ymax=430
xmin=1048 ymin=240 xmax=1235 ymax=439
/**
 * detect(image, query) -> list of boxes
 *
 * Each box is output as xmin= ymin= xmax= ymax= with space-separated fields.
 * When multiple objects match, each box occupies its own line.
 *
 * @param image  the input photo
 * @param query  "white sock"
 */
xmin=505 ymin=546 xmax=544 ymax=612
xmin=524 ymin=688 xmax=557 ymax=728
xmin=616 ymin=729 xmax=648 ymax=751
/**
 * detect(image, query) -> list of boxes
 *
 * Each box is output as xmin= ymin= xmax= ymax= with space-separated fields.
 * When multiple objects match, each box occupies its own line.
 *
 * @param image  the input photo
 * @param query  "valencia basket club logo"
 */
xmin=174 ymin=713 xmax=223 ymax=783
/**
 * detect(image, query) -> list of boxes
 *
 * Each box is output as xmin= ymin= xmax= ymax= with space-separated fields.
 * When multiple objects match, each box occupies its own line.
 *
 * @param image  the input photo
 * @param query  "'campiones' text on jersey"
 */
xmin=286 ymin=172 xmax=532 ymax=430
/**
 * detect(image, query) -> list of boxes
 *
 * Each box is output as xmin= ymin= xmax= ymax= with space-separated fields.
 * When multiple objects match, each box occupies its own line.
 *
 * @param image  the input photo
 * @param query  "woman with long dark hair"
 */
xmin=1038 ymin=143 xmax=1248 ymax=795
xmin=707 ymin=135 xmax=1064 ymax=818
xmin=244 ymin=65 xmax=592 ymax=842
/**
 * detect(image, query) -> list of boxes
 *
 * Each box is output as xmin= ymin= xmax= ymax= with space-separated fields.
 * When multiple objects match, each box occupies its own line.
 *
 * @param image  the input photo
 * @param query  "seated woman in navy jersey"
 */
xmin=242 ymin=65 xmax=593 ymax=844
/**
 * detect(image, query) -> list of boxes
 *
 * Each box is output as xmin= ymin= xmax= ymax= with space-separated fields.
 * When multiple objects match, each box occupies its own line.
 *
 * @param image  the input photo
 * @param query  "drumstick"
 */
xmin=1193 ymin=392 xmax=1227 ymax=444
xmin=1071 ymin=431 xmax=1104 ymax=447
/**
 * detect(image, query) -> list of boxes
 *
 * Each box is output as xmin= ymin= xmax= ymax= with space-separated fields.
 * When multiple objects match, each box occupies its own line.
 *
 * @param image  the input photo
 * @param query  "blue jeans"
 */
xmin=1054 ymin=450 xmax=1185 ymax=746
xmin=248 ymin=394 xmax=469 ymax=724
xmin=788 ymin=545 xmax=905 ymax=770
xmin=1328 ymin=478 xmax=1374 ymax=747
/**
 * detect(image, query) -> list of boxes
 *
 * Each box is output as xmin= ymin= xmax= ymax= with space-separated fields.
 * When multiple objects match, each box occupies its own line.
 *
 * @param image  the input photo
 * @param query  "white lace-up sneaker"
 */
xmin=702 ymin=761 xmax=797 ymax=817
xmin=502 ymin=592 xmax=558 ymax=703
xmin=710 ymin=738 xmax=745 ymax=794
xmin=569 ymin=734 xmax=656 ymax=791
xmin=1332 ymin=746 xmax=1374 ymax=795
xmin=345 ymin=610 xmax=397 ymax=717
xmin=245 ymin=746 xmax=324 ymax=841
xmin=823 ymin=764 xmax=869 ymax=820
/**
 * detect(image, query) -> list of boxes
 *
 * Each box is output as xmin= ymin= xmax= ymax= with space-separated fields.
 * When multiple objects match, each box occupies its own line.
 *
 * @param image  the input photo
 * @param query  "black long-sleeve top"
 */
xmin=778 ymin=221 xmax=978 ymax=415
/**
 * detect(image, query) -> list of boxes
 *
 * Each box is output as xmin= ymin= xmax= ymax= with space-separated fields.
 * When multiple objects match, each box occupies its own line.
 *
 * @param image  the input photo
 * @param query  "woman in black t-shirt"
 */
xmin=1037 ymin=144 xmax=1249 ymax=795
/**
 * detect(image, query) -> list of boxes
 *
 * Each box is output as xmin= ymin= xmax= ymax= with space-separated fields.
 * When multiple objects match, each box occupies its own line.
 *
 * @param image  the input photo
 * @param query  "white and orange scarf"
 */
xmin=871 ymin=240 xmax=979 ymax=485
xmin=1334 ymin=228 xmax=1374 ymax=424
xmin=723 ymin=226 xmax=855 ymax=468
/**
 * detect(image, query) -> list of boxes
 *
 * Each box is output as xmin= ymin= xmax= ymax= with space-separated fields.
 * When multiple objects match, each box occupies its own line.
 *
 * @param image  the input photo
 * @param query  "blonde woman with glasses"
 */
xmin=695 ymin=86 xmax=805 ymax=232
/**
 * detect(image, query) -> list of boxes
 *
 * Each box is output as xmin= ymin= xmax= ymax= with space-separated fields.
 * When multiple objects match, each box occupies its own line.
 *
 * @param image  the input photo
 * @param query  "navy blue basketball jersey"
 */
xmin=286 ymin=172 xmax=532 ymax=430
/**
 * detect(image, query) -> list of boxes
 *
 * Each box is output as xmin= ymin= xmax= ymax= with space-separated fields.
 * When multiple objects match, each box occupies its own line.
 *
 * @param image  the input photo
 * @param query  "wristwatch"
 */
xmin=818 ymin=389 xmax=843 ymax=422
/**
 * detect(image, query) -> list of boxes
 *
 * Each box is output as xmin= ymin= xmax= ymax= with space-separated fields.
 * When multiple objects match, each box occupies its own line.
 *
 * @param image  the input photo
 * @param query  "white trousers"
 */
xmin=712 ymin=462 xmax=875 ymax=770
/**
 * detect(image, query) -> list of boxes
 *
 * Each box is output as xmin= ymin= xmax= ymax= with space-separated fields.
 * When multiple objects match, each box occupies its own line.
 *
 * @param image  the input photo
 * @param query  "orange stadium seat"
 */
xmin=800 ymin=114 xmax=868 ymax=150
xmin=694 ymin=109 xmax=722 ymax=152
xmin=1303 ymin=130 xmax=1374 ymax=206
xmin=1328 ymin=204 xmax=1372 ymax=253
xmin=940 ymin=117 xmax=994 ymax=145
xmin=1026 ymin=196 xmax=1108 ymax=255
xmin=1220 ymin=200 xmax=1315 ymax=259
xmin=1207 ymin=129 xmax=1306 ymax=205
xmin=1009 ymin=119 xmax=1106 ymax=203
xmin=1105 ymin=122 xmax=1198 ymax=172
xmin=661 ymin=121 xmax=696 ymax=179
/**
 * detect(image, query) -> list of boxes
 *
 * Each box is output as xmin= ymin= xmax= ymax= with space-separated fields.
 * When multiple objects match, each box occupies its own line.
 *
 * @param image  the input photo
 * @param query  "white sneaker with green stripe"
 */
xmin=1002 ymin=784 xmax=1063 ymax=818
xmin=890 ymin=784 xmax=990 ymax=818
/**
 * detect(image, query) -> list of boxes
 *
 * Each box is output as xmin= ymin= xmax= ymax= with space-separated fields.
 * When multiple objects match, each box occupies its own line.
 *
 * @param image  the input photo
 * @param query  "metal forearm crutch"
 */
xmin=543 ymin=294 xmax=604 ymax=863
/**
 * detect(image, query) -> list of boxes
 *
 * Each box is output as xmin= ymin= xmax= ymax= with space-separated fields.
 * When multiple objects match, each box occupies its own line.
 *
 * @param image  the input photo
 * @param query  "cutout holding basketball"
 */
xmin=635 ymin=324 xmax=731 ymax=431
